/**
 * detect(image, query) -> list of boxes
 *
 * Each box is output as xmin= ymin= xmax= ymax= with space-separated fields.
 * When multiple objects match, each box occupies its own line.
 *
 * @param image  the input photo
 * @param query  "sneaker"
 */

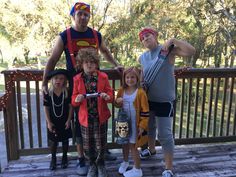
xmin=162 ymin=169 xmax=174 ymax=177
xmin=123 ymin=168 xmax=143 ymax=177
xmin=97 ymin=164 xmax=108 ymax=177
xmin=140 ymin=149 xmax=156 ymax=159
xmin=105 ymin=150 xmax=117 ymax=161
xmin=76 ymin=157 xmax=88 ymax=176
xmin=118 ymin=161 xmax=129 ymax=174
xmin=87 ymin=164 xmax=97 ymax=177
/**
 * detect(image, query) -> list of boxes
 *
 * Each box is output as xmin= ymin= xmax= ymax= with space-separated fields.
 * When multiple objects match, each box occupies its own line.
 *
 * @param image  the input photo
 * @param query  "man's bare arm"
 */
xmin=163 ymin=38 xmax=196 ymax=63
xmin=42 ymin=36 xmax=64 ymax=86
xmin=42 ymin=36 xmax=64 ymax=93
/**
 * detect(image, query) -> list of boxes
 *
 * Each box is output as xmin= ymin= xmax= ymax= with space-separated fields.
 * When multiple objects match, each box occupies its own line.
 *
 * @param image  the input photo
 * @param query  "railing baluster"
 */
xmin=26 ymin=81 xmax=33 ymax=148
xmin=206 ymin=78 xmax=214 ymax=137
xmin=226 ymin=77 xmax=234 ymax=136
xmin=179 ymin=78 xmax=185 ymax=139
xmin=186 ymin=78 xmax=192 ymax=138
xmin=16 ymin=81 xmax=24 ymax=149
xmin=220 ymin=78 xmax=228 ymax=136
xmin=200 ymin=78 xmax=207 ymax=137
xmin=193 ymin=78 xmax=200 ymax=138
xmin=233 ymin=98 xmax=236 ymax=135
xmin=213 ymin=78 xmax=220 ymax=136
xmin=35 ymin=81 xmax=42 ymax=147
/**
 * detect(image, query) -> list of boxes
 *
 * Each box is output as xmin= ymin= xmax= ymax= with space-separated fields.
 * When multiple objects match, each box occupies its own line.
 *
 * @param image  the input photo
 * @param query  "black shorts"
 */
xmin=149 ymin=101 xmax=174 ymax=117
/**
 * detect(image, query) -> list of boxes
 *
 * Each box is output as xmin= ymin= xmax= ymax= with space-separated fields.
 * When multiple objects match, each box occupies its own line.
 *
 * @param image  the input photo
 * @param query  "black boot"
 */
xmin=61 ymin=155 xmax=68 ymax=168
xmin=50 ymin=141 xmax=57 ymax=170
xmin=50 ymin=155 xmax=57 ymax=170
xmin=61 ymin=140 xmax=68 ymax=169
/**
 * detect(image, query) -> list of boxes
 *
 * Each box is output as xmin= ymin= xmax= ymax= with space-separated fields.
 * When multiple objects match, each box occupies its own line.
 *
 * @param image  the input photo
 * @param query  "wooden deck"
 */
xmin=1 ymin=143 xmax=236 ymax=177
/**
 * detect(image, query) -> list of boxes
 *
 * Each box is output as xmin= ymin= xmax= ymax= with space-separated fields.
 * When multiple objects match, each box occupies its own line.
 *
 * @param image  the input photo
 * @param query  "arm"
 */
xmin=44 ymin=106 xmax=54 ymax=132
xmin=65 ymin=104 xmax=73 ymax=129
xmin=114 ymin=88 xmax=123 ymax=108
xmin=138 ymin=90 xmax=149 ymax=131
xmin=137 ymin=58 xmax=146 ymax=90
xmin=99 ymin=37 xmax=120 ymax=67
xmin=162 ymin=38 xmax=196 ymax=63
xmin=42 ymin=36 xmax=64 ymax=93
xmin=71 ymin=76 xmax=83 ymax=107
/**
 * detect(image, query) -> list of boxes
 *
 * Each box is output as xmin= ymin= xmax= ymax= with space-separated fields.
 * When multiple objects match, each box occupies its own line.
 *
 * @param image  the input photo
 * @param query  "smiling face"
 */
xmin=125 ymin=71 xmax=138 ymax=88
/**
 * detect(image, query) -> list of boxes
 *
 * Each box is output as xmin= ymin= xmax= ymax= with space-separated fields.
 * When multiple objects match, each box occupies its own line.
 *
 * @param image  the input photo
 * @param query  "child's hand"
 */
xmin=47 ymin=122 xmax=54 ymax=132
xmin=100 ymin=92 xmax=110 ymax=101
xmin=115 ymin=97 xmax=123 ymax=105
xmin=75 ymin=94 xmax=84 ymax=102
xmin=138 ymin=127 xmax=144 ymax=136
xmin=65 ymin=120 xmax=71 ymax=129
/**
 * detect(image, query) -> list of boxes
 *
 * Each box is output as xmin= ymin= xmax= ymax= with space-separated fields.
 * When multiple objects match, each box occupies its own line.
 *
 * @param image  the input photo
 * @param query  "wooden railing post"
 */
xmin=4 ymin=73 xmax=19 ymax=160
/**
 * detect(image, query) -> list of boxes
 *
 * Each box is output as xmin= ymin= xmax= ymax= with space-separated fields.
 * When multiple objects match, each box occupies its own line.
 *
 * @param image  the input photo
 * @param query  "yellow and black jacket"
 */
xmin=115 ymin=87 xmax=149 ymax=147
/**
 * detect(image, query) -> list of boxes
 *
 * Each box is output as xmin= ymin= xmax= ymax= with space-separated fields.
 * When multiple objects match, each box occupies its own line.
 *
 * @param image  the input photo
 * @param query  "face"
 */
xmin=125 ymin=72 xmax=138 ymax=88
xmin=74 ymin=10 xmax=90 ymax=28
xmin=82 ymin=60 xmax=97 ymax=74
xmin=52 ymin=74 xmax=66 ymax=89
xmin=141 ymin=33 xmax=158 ymax=50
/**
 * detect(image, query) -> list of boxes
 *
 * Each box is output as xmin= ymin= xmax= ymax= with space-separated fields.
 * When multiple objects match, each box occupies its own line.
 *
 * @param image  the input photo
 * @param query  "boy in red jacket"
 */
xmin=71 ymin=47 xmax=113 ymax=177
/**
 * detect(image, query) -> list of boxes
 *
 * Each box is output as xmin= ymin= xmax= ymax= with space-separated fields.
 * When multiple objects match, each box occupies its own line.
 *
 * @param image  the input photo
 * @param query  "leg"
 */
xmin=104 ymin=121 xmax=117 ymax=161
xmin=157 ymin=116 xmax=174 ymax=172
xmin=147 ymin=111 xmax=157 ymax=153
xmin=118 ymin=144 xmax=129 ymax=174
xmin=130 ymin=144 xmax=140 ymax=169
xmin=123 ymin=144 xmax=143 ymax=177
xmin=75 ymin=111 xmax=84 ymax=158
xmin=61 ymin=140 xmax=69 ymax=168
xmin=123 ymin=144 xmax=129 ymax=162
xmin=50 ymin=141 xmax=58 ymax=170
xmin=140 ymin=111 xmax=157 ymax=159
xmin=95 ymin=121 xmax=108 ymax=177
xmin=82 ymin=118 xmax=98 ymax=177
xmin=75 ymin=116 xmax=88 ymax=175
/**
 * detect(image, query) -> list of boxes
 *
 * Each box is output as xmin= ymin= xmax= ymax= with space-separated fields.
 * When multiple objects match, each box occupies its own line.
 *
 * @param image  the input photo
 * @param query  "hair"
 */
xmin=76 ymin=47 xmax=100 ymax=71
xmin=48 ymin=74 xmax=68 ymax=98
xmin=122 ymin=67 xmax=141 ymax=89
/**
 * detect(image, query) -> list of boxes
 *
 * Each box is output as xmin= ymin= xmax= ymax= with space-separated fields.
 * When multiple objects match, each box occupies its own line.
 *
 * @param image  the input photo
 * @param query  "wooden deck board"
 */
xmin=1 ymin=143 xmax=236 ymax=177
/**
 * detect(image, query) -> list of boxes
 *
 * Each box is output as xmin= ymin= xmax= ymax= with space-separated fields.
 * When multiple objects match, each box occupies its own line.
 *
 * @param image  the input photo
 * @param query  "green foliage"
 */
xmin=0 ymin=0 xmax=235 ymax=68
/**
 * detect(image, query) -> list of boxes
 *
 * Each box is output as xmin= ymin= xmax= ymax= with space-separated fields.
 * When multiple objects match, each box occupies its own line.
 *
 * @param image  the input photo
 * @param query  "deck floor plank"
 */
xmin=1 ymin=143 xmax=236 ymax=177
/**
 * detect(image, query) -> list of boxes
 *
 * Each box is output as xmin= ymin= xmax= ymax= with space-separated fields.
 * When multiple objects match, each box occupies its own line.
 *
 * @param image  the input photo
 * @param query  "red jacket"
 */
xmin=71 ymin=71 xmax=113 ymax=127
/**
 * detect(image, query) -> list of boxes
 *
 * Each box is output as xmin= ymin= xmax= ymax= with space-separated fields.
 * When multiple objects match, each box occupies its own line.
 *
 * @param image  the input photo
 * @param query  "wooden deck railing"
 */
xmin=1 ymin=68 xmax=236 ymax=161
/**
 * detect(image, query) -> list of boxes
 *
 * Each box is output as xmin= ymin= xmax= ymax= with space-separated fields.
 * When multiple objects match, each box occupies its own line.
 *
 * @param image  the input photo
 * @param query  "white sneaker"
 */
xmin=118 ymin=161 xmax=129 ymax=174
xmin=123 ymin=167 xmax=143 ymax=177
xmin=162 ymin=169 xmax=174 ymax=177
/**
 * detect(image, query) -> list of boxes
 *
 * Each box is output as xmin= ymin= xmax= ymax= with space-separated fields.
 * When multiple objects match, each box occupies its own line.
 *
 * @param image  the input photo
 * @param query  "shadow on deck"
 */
xmin=1 ymin=143 xmax=236 ymax=177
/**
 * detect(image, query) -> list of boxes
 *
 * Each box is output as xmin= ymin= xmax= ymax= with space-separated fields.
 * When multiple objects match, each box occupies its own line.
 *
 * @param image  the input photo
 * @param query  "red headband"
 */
xmin=74 ymin=2 xmax=90 ymax=14
xmin=139 ymin=28 xmax=158 ymax=41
